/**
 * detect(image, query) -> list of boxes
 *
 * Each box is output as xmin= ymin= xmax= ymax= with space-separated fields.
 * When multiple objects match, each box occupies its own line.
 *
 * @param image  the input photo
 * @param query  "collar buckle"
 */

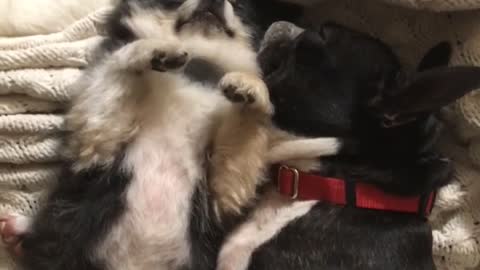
xmin=278 ymin=165 xmax=300 ymax=199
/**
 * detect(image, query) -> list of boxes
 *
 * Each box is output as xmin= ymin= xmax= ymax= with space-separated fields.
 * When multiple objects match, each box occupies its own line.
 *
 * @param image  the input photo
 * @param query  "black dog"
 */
xmin=216 ymin=22 xmax=480 ymax=270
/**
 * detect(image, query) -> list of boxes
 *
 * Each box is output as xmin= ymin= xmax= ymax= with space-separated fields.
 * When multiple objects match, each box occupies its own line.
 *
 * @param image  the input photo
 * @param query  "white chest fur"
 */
xmin=96 ymin=74 xmax=227 ymax=270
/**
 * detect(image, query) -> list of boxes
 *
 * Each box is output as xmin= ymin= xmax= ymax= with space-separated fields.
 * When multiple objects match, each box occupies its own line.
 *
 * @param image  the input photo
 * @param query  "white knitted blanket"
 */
xmin=0 ymin=2 xmax=479 ymax=270
xmin=0 ymin=9 xmax=110 ymax=268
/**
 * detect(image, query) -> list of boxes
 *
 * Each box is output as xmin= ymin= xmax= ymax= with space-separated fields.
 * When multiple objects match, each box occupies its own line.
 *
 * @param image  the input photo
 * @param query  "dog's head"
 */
xmin=103 ymin=0 xmax=260 ymax=48
xmin=259 ymin=22 xmax=480 ymax=193
xmin=259 ymin=23 xmax=402 ymax=138
xmin=105 ymin=0 xmax=303 ymax=47
xmin=102 ymin=0 xmax=301 ymax=82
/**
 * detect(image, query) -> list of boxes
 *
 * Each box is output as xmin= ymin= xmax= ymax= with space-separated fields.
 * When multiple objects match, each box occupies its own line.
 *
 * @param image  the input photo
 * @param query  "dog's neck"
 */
xmin=318 ymin=115 xmax=449 ymax=198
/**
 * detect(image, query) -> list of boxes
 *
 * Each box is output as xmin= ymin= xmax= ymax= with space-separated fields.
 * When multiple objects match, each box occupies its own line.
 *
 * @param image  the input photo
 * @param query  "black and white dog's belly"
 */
xmin=20 ymin=80 xmax=228 ymax=270
xmin=91 ymin=82 xmax=227 ymax=270
xmin=20 ymin=153 xmax=214 ymax=270
xmin=96 ymin=141 xmax=198 ymax=269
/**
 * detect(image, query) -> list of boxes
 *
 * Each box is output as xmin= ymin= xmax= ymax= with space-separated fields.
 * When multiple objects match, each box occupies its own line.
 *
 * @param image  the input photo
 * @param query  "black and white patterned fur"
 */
xmin=0 ymin=1 xmax=320 ymax=270
xmin=217 ymin=23 xmax=480 ymax=270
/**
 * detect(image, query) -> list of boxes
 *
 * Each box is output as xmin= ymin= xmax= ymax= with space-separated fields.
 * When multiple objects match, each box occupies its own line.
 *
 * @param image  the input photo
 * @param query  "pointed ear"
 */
xmin=292 ymin=30 xmax=327 ymax=67
xmin=373 ymin=66 xmax=480 ymax=116
xmin=417 ymin=42 xmax=452 ymax=71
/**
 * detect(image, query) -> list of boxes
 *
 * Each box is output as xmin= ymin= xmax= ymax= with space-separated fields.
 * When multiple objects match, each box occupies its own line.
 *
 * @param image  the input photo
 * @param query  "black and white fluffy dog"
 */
xmin=0 ymin=1 xmax=316 ymax=270
xmin=216 ymin=22 xmax=480 ymax=270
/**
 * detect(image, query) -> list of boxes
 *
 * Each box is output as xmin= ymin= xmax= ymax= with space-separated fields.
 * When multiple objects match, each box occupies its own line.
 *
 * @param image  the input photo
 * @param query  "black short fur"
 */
xmin=251 ymin=205 xmax=434 ymax=270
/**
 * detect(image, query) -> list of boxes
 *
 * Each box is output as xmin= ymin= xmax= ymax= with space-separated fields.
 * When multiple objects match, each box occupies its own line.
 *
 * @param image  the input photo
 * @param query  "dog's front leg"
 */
xmin=108 ymin=38 xmax=189 ymax=73
xmin=209 ymin=72 xmax=273 ymax=219
xmin=68 ymin=38 xmax=189 ymax=169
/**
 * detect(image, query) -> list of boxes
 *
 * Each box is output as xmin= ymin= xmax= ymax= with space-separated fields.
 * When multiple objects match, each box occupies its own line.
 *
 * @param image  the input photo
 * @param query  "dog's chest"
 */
xmin=97 ymin=81 xmax=225 ymax=270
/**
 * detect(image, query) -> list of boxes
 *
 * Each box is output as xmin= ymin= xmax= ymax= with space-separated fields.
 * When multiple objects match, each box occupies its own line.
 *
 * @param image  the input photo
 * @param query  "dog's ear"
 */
xmin=371 ymin=66 xmax=480 ymax=118
xmin=292 ymin=30 xmax=328 ymax=68
xmin=417 ymin=42 xmax=452 ymax=71
xmin=369 ymin=42 xmax=480 ymax=123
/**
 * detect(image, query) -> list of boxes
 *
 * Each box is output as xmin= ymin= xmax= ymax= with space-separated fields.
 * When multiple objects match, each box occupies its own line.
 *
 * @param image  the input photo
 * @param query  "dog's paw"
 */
xmin=150 ymin=49 xmax=189 ymax=72
xmin=219 ymin=72 xmax=273 ymax=115
xmin=212 ymin=194 xmax=244 ymax=220
xmin=119 ymin=39 xmax=189 ymax=72
xmin=211 ymin=180 xmax=258 ymax=220
xmin=0 ymin=214 xmax=30 ymax=257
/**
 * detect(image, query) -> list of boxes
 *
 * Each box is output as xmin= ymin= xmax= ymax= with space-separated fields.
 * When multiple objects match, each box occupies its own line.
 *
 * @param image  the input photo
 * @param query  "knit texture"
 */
xmin=0 ymin=8 xmax=110 ymax=268
xmin=0 ymin=2 xmax=479 ymax=270
xmin=383 ymin=0 xmax=480 ymax=10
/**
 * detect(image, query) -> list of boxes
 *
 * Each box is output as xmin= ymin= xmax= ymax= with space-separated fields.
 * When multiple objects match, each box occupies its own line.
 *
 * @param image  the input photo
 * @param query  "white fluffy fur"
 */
xmin=267 ymin=136 xmax=341 ymax=163
xmin=0 ymin=0 xmax=115 ymax=36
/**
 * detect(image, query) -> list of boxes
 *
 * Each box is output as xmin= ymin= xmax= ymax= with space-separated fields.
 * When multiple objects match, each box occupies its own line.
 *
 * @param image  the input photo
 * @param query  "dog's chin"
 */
xmin=200 ymin=12 xmax=223 ymax=26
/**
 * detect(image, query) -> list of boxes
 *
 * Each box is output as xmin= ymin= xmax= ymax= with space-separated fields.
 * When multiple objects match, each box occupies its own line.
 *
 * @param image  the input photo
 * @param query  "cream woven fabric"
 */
xmin=382 ymin=0 xmax=480 ymax=10
xmin=0 ymin=1 xmax=479 ymax=270
xmin=0 ymin=8 xmax=110 ymax=269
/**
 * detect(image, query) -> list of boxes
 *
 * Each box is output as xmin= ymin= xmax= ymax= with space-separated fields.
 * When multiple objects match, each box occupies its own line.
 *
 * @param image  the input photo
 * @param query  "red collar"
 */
xmin=275 ymin=165 xmax=436 ymax=217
